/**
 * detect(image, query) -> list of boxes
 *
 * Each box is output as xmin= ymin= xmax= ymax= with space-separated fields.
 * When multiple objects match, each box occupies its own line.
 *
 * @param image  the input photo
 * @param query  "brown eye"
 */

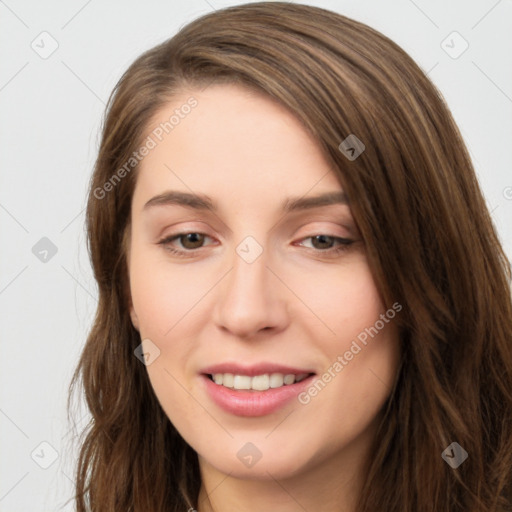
xmin=177 ymin=233 xmax=205 ymax=249
xmin=310 ymin=235 xmax=336 ymax=250
xmin=296 ymin=234 xmax=355 ymax=258
xmin=158 ymin=232 xmax=212 ymax=256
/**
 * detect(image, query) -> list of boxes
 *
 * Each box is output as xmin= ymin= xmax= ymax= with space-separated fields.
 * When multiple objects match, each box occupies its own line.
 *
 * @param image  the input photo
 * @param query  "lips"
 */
xmin=200 ymin=362 xmax=317 ymax=417
xmin=200 ymin=362 xmax=316 ymax=377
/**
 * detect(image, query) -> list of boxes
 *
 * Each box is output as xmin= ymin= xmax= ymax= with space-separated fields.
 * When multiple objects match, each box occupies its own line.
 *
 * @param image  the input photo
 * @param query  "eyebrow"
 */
xmin=143 ymin=190 xmax=349 ymax=213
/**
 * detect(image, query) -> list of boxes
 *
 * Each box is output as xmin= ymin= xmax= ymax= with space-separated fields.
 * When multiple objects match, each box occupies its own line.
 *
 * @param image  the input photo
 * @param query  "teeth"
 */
xmin=284 ymin=374 xmax=295 ymax=385
xmin=252 ymin=374 xmax=270 ymax=391
xmin=222 ymin=373 xmax=234 ymax=388
xmin=269 ymin=373 xmax=284 ymax=388
xmin=211 ymin=372 xmax=310 ymax=391
xmin=233 ymin=375 xmax=251 ymax=389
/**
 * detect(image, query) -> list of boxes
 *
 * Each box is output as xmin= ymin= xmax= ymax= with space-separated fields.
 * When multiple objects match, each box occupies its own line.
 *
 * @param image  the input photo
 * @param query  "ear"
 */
xmin=123 ymin=226 xmax=139 ymax=331
xmin=130 ymin=302 xmax=140 ymax=331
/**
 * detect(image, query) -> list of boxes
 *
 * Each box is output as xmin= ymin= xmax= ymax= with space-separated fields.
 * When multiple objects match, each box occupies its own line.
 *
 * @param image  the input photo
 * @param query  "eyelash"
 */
xmin=157 ymin=232 xmax=355 ymax=258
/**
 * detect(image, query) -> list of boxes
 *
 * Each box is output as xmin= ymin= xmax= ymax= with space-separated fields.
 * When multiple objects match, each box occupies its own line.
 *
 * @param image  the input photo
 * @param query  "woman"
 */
xmin=68 ymin=2 xmax=512 ymax=511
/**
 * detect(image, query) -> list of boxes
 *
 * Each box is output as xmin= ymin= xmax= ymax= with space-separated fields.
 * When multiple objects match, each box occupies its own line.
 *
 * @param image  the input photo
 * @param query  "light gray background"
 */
xmin=1 ymin=0 xmax=511 ymax=510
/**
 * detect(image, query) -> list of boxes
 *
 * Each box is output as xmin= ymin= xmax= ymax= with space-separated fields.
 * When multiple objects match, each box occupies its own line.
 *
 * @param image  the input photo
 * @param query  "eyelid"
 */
xmin=158 ymin=231 xmax=356 ymax=260
xmin=158 ymin=221 xmax=351 ymax=244
xmin=294 ymin=220 xmax=355 ymax=240
xmin=159 ymin=231 xmax=216 ymax=246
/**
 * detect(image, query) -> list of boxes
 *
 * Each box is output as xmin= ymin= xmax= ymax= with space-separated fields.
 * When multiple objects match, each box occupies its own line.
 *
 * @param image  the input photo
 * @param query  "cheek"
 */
xmin=130 ymin=244 xmax=385 ymax=353
xmin=293 ymin=260 xmax=400 ymax=422
xmin=129 ymin=250 xmax=212 ymax=338
xmin=325 ymin=263 xmax=400 ymax=391
xmin=287 ymin=257 xmax=384 ymax=343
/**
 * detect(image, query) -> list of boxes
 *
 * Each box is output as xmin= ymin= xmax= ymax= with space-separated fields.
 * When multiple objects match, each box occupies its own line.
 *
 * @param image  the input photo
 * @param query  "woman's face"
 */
xmin=127 ymin=83 xmax=400 ymax=483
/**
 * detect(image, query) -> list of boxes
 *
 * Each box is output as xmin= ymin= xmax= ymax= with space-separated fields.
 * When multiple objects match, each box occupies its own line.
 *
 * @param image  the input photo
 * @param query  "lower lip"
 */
xmin=201 ymin=374 xmax=316 ymax=417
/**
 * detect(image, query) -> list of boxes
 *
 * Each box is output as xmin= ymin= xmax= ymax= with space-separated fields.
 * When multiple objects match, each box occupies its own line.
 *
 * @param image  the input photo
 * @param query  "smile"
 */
xmin=208 ymin=372 xmax=311 ymax=391
xmin=201 ymin=369 xmax=316 ymax=416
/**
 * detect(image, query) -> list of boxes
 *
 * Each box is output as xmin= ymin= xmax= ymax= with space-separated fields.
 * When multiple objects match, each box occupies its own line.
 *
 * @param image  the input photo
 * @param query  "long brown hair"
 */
xmin=67 ymin=2 xmax=512 ymax=511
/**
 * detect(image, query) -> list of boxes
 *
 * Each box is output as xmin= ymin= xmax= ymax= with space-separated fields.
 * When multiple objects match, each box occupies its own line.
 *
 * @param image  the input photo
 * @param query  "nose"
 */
xmin=212 ymin=243 xmax=289 ymax=339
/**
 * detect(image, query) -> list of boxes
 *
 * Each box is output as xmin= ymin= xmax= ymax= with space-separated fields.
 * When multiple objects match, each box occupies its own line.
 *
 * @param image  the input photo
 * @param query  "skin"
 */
xmin=127 ymin=83 xmax=401 ymax=512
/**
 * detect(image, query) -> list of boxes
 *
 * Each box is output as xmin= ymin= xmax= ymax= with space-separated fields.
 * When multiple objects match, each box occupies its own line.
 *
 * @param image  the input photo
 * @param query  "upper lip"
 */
xmin=201 ymin=363 xmax=316 ymax=377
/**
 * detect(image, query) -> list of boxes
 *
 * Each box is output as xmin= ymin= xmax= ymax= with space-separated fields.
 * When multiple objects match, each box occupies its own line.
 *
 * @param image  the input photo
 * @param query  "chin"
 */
xmin=199 ymin=440 xmax=318 ymax=481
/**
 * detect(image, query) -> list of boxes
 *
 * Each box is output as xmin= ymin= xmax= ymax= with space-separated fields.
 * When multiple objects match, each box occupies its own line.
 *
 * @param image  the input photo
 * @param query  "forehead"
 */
xmin=132 ymin=83 xmax=344 ymax=213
